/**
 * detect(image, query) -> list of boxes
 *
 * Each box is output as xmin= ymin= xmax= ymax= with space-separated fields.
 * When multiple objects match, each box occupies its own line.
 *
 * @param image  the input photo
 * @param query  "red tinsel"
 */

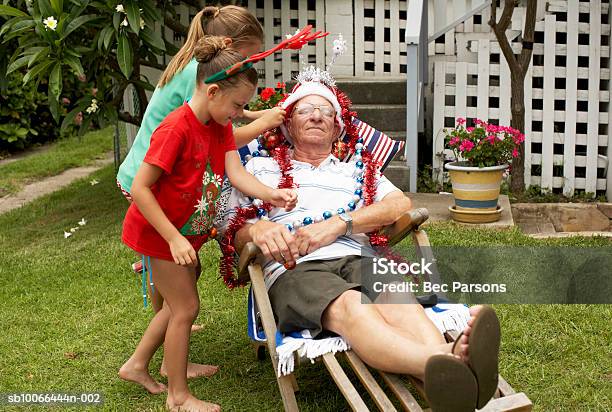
xmin=334 ymin=88 xmax=360 ymax=153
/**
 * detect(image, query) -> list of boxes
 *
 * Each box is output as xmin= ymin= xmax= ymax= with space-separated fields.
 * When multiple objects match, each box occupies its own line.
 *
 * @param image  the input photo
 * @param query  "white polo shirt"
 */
xmin=222 ymin=154 xmax=400 ymax=288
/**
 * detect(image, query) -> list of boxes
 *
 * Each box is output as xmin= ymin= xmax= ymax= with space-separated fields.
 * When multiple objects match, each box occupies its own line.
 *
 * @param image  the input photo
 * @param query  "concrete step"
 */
xmin=352 ymin=104 xmax=406 ymax=132
xmin=383 ymin=160 xmax=410 ymax=191
xmin=335 ymin=77 xmax=406 ymax=105
xmin=384 ymin=131 xmax=407 ymax=142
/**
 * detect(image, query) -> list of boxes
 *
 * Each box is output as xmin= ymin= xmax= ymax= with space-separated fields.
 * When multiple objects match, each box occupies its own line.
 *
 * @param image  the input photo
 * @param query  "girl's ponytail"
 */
xmin=158 ymin=5 xmax=262 ymax=88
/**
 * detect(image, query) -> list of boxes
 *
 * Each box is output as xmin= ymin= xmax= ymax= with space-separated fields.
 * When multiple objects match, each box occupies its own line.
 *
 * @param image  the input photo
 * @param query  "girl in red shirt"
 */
xmin=119 ymin=36 xmax=296 ymax=412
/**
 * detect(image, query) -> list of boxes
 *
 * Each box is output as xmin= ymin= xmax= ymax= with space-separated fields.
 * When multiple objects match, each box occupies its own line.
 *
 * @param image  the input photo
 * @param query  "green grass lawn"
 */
xmin=0 ymin=165 xmax=610 ymax=411
xmin=0 ymin=127 xmax=115 ymax=196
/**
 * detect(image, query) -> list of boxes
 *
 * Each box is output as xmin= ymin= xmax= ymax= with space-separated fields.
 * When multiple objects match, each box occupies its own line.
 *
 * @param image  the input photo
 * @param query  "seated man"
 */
xmin=223 ymin=72 xmax=501 ymax=412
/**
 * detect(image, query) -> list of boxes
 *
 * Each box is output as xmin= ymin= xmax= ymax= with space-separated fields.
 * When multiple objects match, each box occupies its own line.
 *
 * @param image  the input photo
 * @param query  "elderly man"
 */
xmin=224 ymin=77 xmax=500 ymax=411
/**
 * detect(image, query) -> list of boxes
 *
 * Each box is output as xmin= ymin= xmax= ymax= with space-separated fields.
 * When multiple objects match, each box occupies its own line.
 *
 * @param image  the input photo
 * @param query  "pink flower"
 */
xmin=512 ymin=148 xmax=519 ymax=158
xmin=449 ymin=136 xmax=460 ymax=146
xmin=77 ymin=74 xmax=86 ymax=82
xmin=92 ymin=88 xmax=98 ymax=96
xmin=456 ymin=117 xmax=466 ymax=125
xmin=61 ymin=97 xmax=71 ymax=105
xmin=74 ymin=112 xmax=83 ymax=126
xmin=459 ymin=140 xmax=475 ymax=152
xmin=466 ymin=127 xmax=474 ymax=133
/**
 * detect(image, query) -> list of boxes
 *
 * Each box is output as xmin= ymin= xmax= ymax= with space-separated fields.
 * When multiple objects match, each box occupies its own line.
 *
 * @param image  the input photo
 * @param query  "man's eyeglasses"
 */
xmin=294 ymin=103 xmax=335 ymax=118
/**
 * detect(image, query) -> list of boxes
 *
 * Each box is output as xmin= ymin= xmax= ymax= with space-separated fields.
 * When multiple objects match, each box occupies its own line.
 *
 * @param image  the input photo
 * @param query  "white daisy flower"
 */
xmin=78 ymin=218 xmax=87 ymax=226
xmin=64 ymin=231 xmax=72 ymax=238
xmin=43 ymin=16 xmax=58 ymax=31
xmin=90 ymin=179 xmax=99 ymax=185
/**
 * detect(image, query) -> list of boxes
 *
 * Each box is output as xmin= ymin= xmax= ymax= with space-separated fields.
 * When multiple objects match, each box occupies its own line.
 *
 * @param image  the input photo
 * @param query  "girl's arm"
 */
xmin=131 ymin=163 xmax=197 ymax=266
xmin=225 ymin=151 xmax=297 ymax=210
xmin=234 ymin=107 xmax=286 ymax=148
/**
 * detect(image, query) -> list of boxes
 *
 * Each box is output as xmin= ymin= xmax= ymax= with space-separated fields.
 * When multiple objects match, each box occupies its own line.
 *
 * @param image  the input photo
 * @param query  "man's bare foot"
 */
xmin=191 ymin=324 xmax=204 ymax=333
xmin=166 ymin=393 xmax=220 ymax=412
xmin=118 ymin=360 xmax=167 ymax=394
xmin=452 ymin=305 xmax=484 ymax=361
xmin=160 ymin=362 xmax=219 ymax=379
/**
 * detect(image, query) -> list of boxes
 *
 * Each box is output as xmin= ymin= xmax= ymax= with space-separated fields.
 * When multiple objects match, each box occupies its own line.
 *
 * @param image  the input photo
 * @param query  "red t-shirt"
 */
xmin=122 ymin=103 xmax=236 ymax=260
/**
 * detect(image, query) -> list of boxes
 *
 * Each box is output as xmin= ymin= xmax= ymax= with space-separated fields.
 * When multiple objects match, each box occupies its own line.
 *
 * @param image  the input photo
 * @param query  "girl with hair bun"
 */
xmin=117 ymin=5 xmax=285 ymax=201
xmin=119 ymin=36 xmax=297 ymax=412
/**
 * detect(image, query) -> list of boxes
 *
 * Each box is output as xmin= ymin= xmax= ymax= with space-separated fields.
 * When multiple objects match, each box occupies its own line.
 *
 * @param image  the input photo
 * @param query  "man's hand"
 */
xmin=249 ymin=220 xmax=299 ymax=265
xmin=295 ymin=216 xmax=346 ymax=256
xmin=268 ymin=188 xmax=298 ymax=211
xmin=168 ymin=233 xmax=198 ymax=266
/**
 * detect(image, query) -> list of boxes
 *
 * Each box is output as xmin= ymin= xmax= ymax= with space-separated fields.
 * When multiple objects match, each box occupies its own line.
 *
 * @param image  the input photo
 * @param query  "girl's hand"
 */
xmin=168 ymin=234 xmax=198 ymax=266
xmin=268 ymin=188 xmax=298 ymax=211
xmin=260 ymin=107 xmax=286 ymax=129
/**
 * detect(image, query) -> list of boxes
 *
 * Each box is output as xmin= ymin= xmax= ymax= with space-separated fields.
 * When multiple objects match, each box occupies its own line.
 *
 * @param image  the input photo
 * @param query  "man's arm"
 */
xmin=294 ymin=190 xmax=412 ymax=256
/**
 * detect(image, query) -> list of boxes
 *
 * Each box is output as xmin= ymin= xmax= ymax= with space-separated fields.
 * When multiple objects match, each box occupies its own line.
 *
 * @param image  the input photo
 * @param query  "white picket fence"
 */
xmin=432 ymin=1 xmax=611 ymax=199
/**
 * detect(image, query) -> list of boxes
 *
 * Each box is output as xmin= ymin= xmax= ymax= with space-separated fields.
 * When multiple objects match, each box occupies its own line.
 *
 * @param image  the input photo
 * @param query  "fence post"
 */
xmin=405 ymin=0 xmax=425 ymax=192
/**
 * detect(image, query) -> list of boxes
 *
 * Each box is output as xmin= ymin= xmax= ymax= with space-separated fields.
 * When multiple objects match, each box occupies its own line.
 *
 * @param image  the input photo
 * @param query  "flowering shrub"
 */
xmin=248 ymin=82 xmax=288 ymax=111
xmin=445 ymin=118 xmax=525 ymax=168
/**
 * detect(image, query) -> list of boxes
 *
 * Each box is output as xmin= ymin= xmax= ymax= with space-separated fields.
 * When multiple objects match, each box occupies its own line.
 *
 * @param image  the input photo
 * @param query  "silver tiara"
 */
xmin=295 ymin=65 xmax=336 ymax=88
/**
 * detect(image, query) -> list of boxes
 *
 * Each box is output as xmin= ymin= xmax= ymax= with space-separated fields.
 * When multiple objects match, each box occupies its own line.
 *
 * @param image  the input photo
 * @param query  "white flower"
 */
xmin=212 ymin=174 xmax=223 ymax=186
xmin=78 ymin=218 xmax=87 ymax=226
xmin=70 ymin=227 xmax=78 ymax=233
xmin=121 ymin=18 xmax=128 ymax=27
xmin=140 ymin=17 xmax=145 ymax=30
xmin=89 ymin=179 xmax=99 ymax=186
xmin=85 ymin=99 xmax=99 ymax=114
xmin=64 ymin=231 xmax=72 ymax=238
xmin=116 ymin=4 xmax=125 ymax=13
xmin=43 ymin=16 xmax=58 ymax=31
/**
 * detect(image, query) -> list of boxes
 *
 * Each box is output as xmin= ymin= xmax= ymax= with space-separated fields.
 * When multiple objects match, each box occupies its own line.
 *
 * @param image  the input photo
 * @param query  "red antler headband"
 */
xmin=204 ymin=25 xmax=328 ymax=84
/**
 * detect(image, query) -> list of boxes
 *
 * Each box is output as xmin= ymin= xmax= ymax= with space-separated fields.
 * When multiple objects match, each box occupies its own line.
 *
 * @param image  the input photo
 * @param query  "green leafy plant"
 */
xmin=0 ymin=0 xmax=186 ymax=133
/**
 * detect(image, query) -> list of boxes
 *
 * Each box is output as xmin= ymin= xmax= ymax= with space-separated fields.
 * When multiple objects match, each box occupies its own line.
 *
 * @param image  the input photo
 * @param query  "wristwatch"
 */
xmin=338 ymin=212 xmax=353 ymax=236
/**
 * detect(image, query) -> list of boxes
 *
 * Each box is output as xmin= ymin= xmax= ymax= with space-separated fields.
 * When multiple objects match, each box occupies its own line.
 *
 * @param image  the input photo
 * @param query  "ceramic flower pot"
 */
xmin=444 ymin=161 xmax=508 ymax=223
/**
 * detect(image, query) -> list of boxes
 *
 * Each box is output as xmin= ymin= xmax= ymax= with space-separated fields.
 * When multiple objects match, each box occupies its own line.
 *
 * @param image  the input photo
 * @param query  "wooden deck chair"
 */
xmin=237 ymin=208 xmax=533 ymax=412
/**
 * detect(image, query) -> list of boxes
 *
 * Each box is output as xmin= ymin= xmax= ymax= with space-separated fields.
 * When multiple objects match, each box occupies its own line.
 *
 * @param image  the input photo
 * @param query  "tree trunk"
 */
xmin=510 ymin=72 xmax=526 ymax=193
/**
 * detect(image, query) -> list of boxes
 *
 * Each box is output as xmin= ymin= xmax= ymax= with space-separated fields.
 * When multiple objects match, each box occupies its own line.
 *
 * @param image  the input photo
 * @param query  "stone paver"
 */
xmin=407 ymin=192 xmax=514 ymax=228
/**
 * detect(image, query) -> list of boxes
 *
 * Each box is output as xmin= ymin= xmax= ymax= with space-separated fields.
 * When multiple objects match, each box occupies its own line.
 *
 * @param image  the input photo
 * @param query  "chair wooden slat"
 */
xmin=478 ymin=392 xmax=533 ymax=412
xmin=238 ymin=242 xmax=260 ymax=283
xmin=249 ymin=262 xmax=299 ymax=411
xmin=322 ymin=353 xmax=369 ymax=412
xmin=385 ymin=208 xmax=429 ymax=246
xmin=379 ymin=372 xmax=423 ymax=412
xmin=344 ymin=351 xmax=397 ymax=411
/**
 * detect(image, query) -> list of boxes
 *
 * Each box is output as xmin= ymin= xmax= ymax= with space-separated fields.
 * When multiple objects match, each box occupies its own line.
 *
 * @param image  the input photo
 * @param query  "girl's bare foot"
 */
xmin=191 ymin=324 xmax=204 ymax=333
xmin=166 ymin=393 xmax=220 ymax=412
xmin=160 ymin=362 xmax=219 ymax=379
xmin=118 ymin=360 xmax=167 ymax=394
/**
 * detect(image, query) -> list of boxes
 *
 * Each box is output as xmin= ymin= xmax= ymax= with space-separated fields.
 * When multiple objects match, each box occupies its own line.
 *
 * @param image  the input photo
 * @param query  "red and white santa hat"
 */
xmin=279 ymin=67 xmax=345 ymax=143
